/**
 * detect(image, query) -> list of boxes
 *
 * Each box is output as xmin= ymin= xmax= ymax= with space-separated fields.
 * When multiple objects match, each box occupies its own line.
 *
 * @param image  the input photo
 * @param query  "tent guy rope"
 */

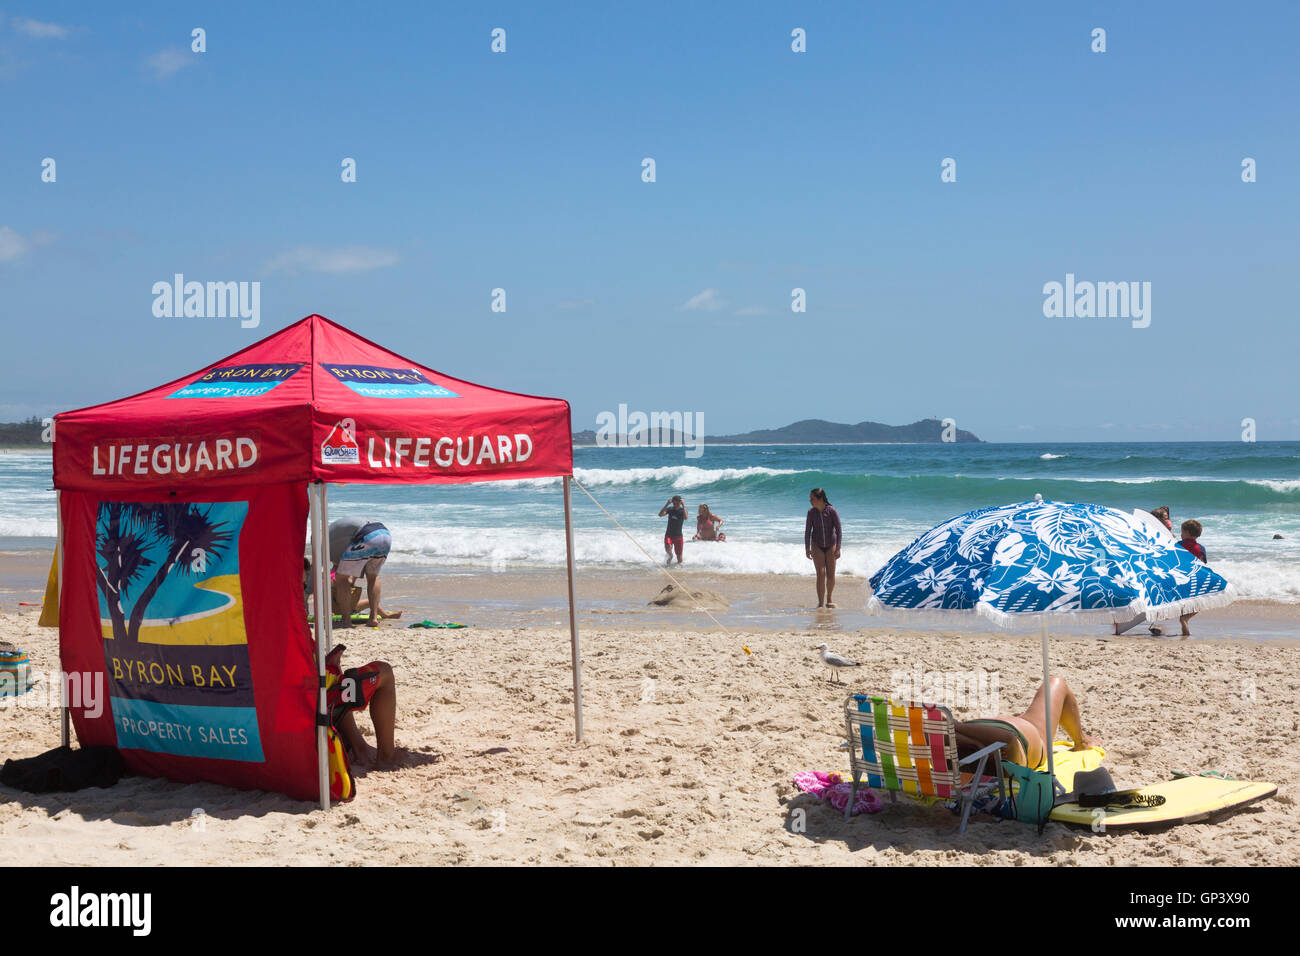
xmin=570 ymin=476 xmax=752 ymax=656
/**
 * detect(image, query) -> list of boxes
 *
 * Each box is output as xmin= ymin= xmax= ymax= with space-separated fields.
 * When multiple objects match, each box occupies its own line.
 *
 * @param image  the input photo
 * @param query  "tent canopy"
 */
xmin=51 ymin=314 xmax=580 ymax=805
xmin=54 ymin=313 xmax=573 ymax=492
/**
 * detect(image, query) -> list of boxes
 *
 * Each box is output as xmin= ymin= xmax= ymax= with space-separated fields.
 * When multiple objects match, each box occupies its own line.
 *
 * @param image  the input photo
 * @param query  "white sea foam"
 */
xmin=500 ymin=465 xmax=805 ymax=491
xmin=384 ymin=520 xmax=903 ymax=578
xmin=1212 ymin=558 xmax=1300 ymax=602
xmin=0 ymin=516 xmax=56 ymax=538
xmin=1039 ymin=453 xmax=1067 ymax=460
xmin=1245 ymin=479 xmax=1300 ymax=493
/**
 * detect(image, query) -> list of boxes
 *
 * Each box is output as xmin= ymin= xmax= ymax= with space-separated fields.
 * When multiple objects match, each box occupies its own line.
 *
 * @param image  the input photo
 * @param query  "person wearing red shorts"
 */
xmin=326 ymin=644 xmax=400 ymax=769
xmin=659 ymin=495 xmax=687 ymax=565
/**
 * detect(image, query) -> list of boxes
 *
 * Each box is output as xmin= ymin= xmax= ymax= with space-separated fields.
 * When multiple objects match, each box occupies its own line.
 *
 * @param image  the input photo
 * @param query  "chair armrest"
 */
xmin=957 ymin=741 xmax=1005 ymax=767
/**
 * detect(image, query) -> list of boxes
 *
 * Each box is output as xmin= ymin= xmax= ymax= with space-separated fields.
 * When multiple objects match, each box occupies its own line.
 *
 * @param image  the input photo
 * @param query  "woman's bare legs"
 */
xmin=811 ymin=548 xmax=828 ymax=606
xmin=1019 ymin=676 xmax=1098 ymax=755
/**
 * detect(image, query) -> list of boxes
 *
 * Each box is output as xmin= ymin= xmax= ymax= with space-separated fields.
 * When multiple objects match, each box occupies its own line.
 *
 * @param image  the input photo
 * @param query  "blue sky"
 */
xmin=2 ymin=2 xmax=1297 ymax=441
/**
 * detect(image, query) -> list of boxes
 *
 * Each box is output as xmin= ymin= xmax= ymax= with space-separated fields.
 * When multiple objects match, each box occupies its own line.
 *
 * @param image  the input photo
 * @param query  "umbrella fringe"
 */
xmin=1140 ymin=584 xmax=1239 ymax=622
xmin=865 ymin=588 xmax=1237 ymax=629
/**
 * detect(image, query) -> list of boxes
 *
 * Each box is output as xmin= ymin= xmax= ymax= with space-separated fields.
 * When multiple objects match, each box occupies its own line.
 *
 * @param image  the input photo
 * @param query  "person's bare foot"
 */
xmin=826 ymin=602 xmax=837 ymax=609
xmin=380 ymin=609 xmax=403 ymax=620
xmin=350 ymin=741 xmax=379 ymax=769
xmin=375 ymin=747 xmax=409 ymax=771
xmin=1181 ymin=628 xmax=1191 ymax=638
xmin=1072 ymin=733 xmax=1101 ymax=751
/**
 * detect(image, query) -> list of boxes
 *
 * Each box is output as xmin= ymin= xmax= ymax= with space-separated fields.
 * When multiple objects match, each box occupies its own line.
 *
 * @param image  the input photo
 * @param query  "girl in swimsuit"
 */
xmin=954 ymin=677 xmax=1098 ymax=768
xmin=805 ymin=488 xmax=842 ymax=608
xmin=693 ymin=504 xmax=725 ymax=542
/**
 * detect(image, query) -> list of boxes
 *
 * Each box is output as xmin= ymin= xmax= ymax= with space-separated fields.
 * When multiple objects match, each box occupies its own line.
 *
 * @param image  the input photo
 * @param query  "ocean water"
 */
xmin=2 ymin=442 xmax=1297 ymax=603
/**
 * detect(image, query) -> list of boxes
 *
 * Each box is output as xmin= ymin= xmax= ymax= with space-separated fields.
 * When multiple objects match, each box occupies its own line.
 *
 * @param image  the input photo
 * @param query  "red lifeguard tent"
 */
xmin=52 ymin=314 xmax=582 ymax=807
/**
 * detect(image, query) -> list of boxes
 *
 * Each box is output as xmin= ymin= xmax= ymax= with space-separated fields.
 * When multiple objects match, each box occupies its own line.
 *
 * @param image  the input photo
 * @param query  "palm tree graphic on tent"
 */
xmin=95 ymin=502 xmax=233 ymax=643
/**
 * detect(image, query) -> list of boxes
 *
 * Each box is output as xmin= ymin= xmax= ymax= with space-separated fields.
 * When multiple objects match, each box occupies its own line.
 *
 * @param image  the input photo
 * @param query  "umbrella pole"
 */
xmin=1041 ymin=618 xmax=1061 ymax=797
xmin=563 ymin=477 xmax=584 ymax=742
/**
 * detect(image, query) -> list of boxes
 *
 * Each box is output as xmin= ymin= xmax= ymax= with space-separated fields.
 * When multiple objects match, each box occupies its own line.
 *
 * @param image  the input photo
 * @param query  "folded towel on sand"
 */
xmin=792 ymin=771 xmax=885 ymax=816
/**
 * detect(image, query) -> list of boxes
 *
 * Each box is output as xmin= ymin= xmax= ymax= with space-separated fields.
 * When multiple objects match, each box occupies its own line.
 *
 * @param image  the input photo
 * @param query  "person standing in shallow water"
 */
xmin=805 ymin=488 xmax=842 ymax=608
xmin=659 ymin=495 xmax=687 ymax=565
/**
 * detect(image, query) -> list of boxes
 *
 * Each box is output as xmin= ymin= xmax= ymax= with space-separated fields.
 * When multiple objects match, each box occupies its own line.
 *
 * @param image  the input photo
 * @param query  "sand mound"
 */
xmin=648 ymin=584 xmax=730 ymax=609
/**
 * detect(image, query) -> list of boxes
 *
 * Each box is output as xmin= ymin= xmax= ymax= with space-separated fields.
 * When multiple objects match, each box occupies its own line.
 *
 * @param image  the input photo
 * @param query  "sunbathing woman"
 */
xmin=954 ymin=676 xmax=1098 ymax=768
xmin=693 ymin=504 xmax=726 ymax=542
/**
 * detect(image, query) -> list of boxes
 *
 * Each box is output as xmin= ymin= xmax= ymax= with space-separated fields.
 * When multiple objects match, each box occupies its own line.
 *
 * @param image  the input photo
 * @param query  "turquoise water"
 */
xmin=3 ymin=442 xmax=1297 ymax=602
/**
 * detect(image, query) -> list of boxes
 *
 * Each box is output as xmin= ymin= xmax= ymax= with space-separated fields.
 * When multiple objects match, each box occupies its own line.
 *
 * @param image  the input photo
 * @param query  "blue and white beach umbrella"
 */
xmin=868 ymin=497 xmax=1235 ymax=624
xmin=866 ymin=496 xmax=1236 ymax=792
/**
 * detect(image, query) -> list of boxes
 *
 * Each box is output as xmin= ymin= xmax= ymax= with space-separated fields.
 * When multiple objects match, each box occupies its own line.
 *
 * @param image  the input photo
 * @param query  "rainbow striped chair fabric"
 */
xmin=843 ymin=694 xmax=1006 ymax=834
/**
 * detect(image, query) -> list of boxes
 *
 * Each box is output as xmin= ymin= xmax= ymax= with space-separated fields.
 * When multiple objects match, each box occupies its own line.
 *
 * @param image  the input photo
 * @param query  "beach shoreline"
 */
xmin=4 ymin=549 xmax=1297 ymax=643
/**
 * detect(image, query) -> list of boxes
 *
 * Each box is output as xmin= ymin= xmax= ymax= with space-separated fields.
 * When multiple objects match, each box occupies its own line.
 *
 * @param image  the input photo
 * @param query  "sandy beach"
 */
xmin=1 ymin=556 xmax=1295 ymax=866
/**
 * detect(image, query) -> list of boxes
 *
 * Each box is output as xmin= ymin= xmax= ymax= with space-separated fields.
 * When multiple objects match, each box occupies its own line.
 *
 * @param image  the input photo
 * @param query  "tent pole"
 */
xmin=57 ymin=490 xmax=69 ymax=749
xmin=310 ymin=484 xmax=329 ymax=812
xmin=1041 ymin=618 xmax=1060 ymax=796
xmin=318 ymin=489 xmax=332 ymax=811
xmin=563 ymin=477 xmax=583 ymax=742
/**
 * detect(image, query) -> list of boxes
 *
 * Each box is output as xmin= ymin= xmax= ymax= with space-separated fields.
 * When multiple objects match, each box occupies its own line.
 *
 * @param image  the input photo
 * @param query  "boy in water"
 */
xmin=1177 ymin=519 xmax=1207 ymax=638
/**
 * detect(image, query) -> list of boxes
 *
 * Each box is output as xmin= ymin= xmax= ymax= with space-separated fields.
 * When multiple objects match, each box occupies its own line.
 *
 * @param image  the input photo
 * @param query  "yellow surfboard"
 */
xmin=1006 ymin=745 xmax=1275 ymax=832
xmin=1049 ymin=776 xmax=1277 ymax=832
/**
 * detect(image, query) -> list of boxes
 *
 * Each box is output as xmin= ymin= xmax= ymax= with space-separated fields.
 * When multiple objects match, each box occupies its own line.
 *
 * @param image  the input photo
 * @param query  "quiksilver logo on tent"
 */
xmin=321 ymin=419 xmax=360 ymax=465
xmin=49 ymin=885 xmax=151 ymax=936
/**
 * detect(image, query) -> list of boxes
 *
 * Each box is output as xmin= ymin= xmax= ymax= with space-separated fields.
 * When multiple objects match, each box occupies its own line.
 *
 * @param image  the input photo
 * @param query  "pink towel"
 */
xmin=792 ymin=771 xmax=884 ymax=816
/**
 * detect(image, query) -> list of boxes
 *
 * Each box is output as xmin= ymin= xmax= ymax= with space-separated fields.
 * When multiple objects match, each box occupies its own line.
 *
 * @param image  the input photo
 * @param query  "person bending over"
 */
xmin=329 ymin=518 xmax=401 ymax=628
xmin=327 ymin=644 xmax=402 ymax=770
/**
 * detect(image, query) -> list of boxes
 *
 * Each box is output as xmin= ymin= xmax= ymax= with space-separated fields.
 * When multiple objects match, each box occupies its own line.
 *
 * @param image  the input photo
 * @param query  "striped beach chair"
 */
xmin=843 ymin=694 xmax=1006 ymax=834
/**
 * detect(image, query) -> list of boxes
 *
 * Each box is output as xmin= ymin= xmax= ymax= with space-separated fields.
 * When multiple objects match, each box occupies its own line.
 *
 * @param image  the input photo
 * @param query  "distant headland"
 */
xmin=574 ymin=417 xmax=983 ymax=446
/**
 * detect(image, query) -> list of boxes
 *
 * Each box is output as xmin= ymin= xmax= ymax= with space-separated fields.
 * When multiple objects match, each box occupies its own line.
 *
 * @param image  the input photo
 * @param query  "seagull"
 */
xmin=814 ymin=643 xmax=860 ymax=684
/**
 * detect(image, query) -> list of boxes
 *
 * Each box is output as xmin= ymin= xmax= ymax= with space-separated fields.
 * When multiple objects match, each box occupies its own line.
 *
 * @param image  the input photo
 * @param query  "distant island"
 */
xmin=574 ymin=417 xmax=982 ymax=445
xmin=1 ymin=415 xmax=981 ymax=449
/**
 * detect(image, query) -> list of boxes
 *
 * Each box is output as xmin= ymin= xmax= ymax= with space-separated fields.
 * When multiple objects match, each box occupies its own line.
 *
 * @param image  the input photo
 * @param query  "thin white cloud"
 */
xmin=0 ymin=226 xmax=54 ymax=262
xmin=12 ymin=18 xmax=69 ymax=39
xmin=147 ymin=47 xmax=193 ymax=78
xmin=682 ymin=288 xmax=726 ymax=311
xmin=264 ymin=245 xmax=401 ymax=276
xmin=0 ymin=227 xmax=30 ymax=262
